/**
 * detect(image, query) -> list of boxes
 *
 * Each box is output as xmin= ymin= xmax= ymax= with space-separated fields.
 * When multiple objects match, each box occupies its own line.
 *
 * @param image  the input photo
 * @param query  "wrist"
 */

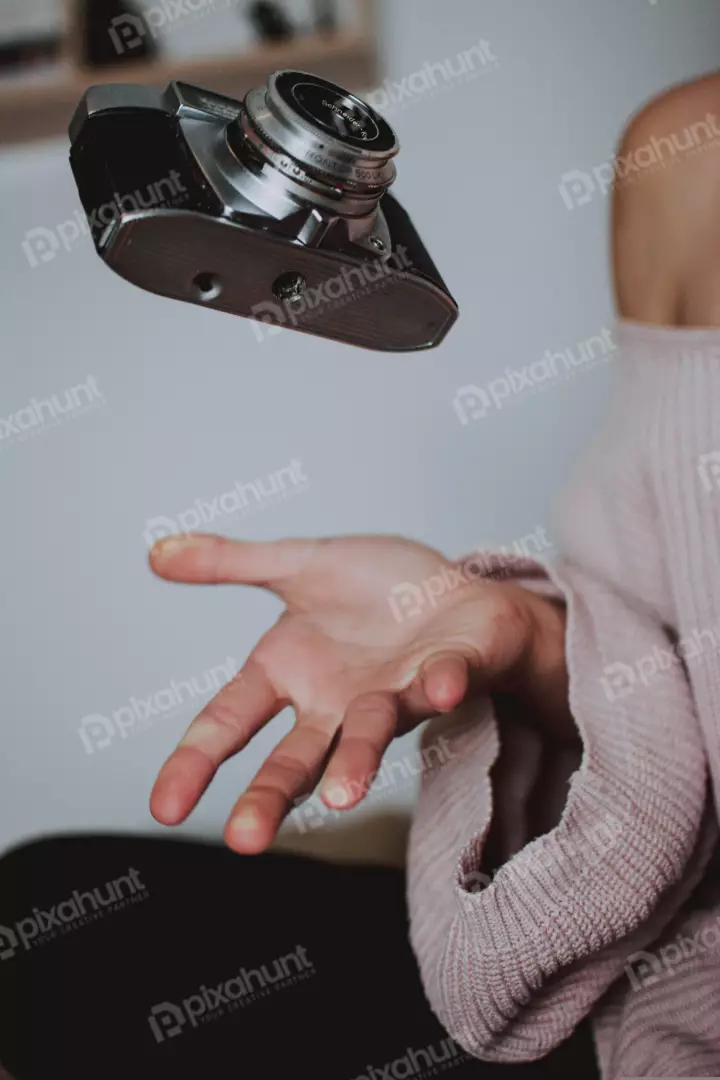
xmin=500 ymin=585 xmax=577 ymax=744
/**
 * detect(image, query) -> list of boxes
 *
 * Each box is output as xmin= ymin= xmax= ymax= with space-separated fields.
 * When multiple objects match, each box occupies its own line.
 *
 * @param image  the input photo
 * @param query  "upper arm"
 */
xmin=612 ymin=73 xmax=720 ymax=326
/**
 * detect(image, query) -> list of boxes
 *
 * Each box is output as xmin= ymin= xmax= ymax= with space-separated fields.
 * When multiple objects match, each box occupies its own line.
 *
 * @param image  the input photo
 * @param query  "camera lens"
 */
xmin=273 ymin=71 xmax=395 ymax=151
xmin=227 ymin=70 xmax=400 ymax=214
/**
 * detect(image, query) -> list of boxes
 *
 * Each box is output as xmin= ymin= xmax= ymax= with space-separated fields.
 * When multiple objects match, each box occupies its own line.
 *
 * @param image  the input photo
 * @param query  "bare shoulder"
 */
xmin=612 ymin=71 xmax=720 ymax=325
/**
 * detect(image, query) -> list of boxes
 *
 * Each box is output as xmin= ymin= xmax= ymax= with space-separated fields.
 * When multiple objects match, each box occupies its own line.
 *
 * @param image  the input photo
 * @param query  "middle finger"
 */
xmin=224 ymin=715 xmax=338 ymax=853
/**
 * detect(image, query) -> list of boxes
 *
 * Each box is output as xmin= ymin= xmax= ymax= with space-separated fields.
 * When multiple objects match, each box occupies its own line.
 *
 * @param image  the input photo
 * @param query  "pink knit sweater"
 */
xmin=407 ymin=320 xmax=720 ymax=1078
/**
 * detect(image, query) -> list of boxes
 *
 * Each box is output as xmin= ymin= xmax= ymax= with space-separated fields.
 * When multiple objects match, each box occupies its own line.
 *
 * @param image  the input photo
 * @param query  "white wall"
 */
xmin=1 ymin=0 xmax=719 ymax=863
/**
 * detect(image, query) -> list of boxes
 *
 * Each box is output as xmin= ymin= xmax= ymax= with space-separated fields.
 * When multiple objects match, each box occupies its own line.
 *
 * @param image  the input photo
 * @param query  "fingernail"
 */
xmin=323 ymin=784 xmax=350 ymax=808
xmin=229 ymin=807 xmax=261 ymax=835
xmin=153 ymin=534 xmax=197 ymax=559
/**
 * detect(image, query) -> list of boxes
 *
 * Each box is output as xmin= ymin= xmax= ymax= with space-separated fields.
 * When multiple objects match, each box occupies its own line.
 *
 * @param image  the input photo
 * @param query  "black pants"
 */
xmin=0 ymin=836 xmax=598 ymax=1080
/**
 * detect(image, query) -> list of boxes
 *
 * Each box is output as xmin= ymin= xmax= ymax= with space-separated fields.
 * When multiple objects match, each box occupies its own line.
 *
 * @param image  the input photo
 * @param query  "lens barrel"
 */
xmin=227 ymin=70 xmax=400 ymax=209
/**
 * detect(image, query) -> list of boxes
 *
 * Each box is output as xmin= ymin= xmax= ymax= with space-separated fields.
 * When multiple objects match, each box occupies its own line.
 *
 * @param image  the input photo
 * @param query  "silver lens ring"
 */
xmin=236 ymin=71 xmax=399 ymax=195
xmin=235 ymin=107 xmax=389 ymax=205
xmin=265 ymin=71 xmax=399 ymax=159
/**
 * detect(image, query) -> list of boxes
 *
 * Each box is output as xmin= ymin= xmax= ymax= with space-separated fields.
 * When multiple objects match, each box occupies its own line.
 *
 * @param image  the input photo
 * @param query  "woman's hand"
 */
xmin=148 ymin=533 xmax=569 ymax=853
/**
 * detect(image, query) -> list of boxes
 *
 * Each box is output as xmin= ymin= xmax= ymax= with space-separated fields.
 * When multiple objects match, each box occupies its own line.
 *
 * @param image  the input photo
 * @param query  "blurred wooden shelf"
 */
xmin=0 ymin=1 xmax=379 ymax=145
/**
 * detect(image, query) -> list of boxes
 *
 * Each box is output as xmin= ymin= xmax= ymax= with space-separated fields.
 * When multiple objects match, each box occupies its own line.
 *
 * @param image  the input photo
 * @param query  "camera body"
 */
xmin=68 ymin=73 xmax=458 ymax=352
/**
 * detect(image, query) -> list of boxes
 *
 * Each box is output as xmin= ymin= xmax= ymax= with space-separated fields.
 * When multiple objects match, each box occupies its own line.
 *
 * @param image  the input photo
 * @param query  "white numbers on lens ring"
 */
xmin=304 ymin=153 xmax=371 ymax=185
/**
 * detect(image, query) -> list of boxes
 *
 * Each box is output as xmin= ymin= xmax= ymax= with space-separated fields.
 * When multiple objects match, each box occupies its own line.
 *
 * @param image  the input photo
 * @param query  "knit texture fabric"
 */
xmin=407 ymin=320 xmax=720 ymax=1078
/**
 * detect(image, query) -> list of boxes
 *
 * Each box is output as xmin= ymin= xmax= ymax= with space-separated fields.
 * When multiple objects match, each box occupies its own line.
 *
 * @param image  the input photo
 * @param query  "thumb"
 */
xmin=418 ymin=652 xmax=471 ymax=712
xmin=149 ymin=533 xmax=320 ymax=594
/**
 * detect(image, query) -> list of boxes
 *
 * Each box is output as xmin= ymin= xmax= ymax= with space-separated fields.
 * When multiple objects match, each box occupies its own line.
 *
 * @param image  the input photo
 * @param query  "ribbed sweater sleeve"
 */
xmin=406 ymin=321 xmax=720 ymax=1078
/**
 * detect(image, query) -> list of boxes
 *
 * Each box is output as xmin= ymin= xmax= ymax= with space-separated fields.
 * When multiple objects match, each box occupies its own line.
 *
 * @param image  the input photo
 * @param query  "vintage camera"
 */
xmin=68 ymin=72 xmax=459 ymax=352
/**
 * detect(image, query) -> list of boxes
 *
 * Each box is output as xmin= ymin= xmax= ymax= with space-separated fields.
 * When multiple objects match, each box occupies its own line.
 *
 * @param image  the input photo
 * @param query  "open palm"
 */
xmin=148 ymin=533 xmax=534 ymax=853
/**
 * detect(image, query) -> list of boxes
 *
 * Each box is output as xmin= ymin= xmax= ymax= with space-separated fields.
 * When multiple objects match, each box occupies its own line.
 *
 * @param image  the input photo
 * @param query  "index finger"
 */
xmin=149 ymin=534 xmax=320 ymax=595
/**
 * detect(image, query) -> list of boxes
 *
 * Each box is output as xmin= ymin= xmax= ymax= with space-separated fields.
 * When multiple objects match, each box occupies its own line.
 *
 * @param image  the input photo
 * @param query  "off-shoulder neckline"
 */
xmin=616 ymin=317 xmax=720 ymax=341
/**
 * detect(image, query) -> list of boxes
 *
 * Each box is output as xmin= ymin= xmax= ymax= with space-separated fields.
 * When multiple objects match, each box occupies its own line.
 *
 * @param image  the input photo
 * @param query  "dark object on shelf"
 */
xmin=67 ymin=73 xmax=459 ymax=352
xmin=247 ymin=2 xmax=294 ymax=43
xmin=79 ymin=0 xmax=158 ymax=68
xmin=0 ymin=35 xmax=61 ymax=72
xmin=313 ymin=0 xmax=337 ymax=34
